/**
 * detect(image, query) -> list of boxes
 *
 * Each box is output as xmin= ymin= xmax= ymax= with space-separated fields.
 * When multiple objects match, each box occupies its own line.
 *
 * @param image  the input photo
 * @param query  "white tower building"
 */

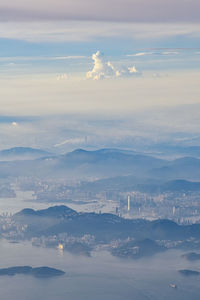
xmin=173 ymin=206 xmax=176 ymax=216
xmin=128 ymin=195 xmax=131 ymax=212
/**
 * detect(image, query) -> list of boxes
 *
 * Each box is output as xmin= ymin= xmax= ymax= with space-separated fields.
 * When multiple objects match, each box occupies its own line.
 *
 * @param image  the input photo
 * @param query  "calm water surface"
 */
xmin=0 ymin=191 xmax=200 ymax=299
xmin=0 ymin=240 xmax=200 ymax=300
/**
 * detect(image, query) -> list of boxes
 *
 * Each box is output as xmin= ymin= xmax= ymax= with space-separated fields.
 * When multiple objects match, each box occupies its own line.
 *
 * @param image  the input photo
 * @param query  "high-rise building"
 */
xmin=128 ymin=195 xmax=131 ymax=212
xmin=173 ymin=206 xmax=176 ymax=216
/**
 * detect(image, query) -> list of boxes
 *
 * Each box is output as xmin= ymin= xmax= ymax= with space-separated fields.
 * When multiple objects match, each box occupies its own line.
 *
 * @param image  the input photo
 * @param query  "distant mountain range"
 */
xmin=0 ymin=147 xmax=51 ymax=161
xmin=144 ymin=144 xmax=200 ymax=159
xmin=80 ymin=177 xmax=200 ymax=193
xmin=0 ymin=148 xmax=199 ymax=182
xmin=150 ymin=157 xmax=200 ymax=181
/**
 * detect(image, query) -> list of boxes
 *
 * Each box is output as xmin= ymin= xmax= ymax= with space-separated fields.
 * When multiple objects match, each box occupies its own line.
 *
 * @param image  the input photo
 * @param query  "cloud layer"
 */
xmin=1 ymin=0 xmax=200 ymax=22
xmin=86 ymin=51 xmax=139 ymax=80
xmin=0 ymin=21 xmax=199 ymax=44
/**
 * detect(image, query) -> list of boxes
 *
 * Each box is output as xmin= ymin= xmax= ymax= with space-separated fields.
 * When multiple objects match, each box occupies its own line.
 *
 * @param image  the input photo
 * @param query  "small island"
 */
xmin=0 ymin=266 xmax=65 ymax=278
xmin=111 ymin=239 xmax=165 ymax=260
xmin=179 ymin=269 xmax=200 ymax=277
xmin=182 ymin=252 xmax=200 ymax=261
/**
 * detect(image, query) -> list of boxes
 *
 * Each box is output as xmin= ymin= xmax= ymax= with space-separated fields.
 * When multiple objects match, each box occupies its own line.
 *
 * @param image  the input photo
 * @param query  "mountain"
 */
xmin=51 ymin=148 xmax=165 ymax=178
xmin=111 ymin=238 xmax=166 ymax=259
xmin=0 ymin=147 xmax=51 ymax=161
xmin=138 ymin=178 xmax=200 ymax=193
xmin=0 ymin=266 xmax=65 ymax=278
xmin=160 ymin=180 xmax=200 ymax=192
xmin=12 ymin=205 xmax=200 ymax=242
xmin=150 ymin=157 xmax=200 ymax=181
xmin=179 ymin=270 xmax=200 ymax=277
xmin=0 ymin=148 xmax=200 ymax=181
xmin=143 ymin=144 xmax=200 ymax=159
xmin=182 ymin=252 xmax=200 ymax=261
xmin=13 ymin=205 xmax=78 ymax=234
xmin=15 ymin=205 xmax=77 ymax=219
xmin=79 ymin=177 xmax=200 ymax=194
xmin=63 ymin=148 xmax=163 ymax=167
xmin=0 ymin=148 xmax=166 ymax=180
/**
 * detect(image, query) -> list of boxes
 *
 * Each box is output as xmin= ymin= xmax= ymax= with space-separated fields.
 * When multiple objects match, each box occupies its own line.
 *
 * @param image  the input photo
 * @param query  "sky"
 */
xmin=1 ymin=0 xmax=200 ymax=22
xmin=0 ymin=0 xmax=200 ymax=152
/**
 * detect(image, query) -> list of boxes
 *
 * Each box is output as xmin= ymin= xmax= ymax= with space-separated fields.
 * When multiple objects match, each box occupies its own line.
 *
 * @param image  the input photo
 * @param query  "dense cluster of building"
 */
xmin=10 ymin=177 xmax=200 ymax=225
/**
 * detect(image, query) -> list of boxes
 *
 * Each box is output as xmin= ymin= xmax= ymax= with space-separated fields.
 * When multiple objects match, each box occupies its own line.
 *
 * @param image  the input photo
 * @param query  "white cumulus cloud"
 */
xmin=86 ymin=51 xmax=140 ymax=80
xmin=56 ymin=74 xmax=68 ymax=81
xmin=11 ymin=122 xmax=18 ymax=127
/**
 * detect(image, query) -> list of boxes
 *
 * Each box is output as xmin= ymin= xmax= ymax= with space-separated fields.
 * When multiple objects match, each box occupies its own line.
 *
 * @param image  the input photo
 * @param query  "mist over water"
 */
xmin=0 ymin=239 xmax=199 ymax=300
xmin=0 ymin=185 xmax=200 ymax=299
xmin=0 ymin=189 xmax=64 ymax=214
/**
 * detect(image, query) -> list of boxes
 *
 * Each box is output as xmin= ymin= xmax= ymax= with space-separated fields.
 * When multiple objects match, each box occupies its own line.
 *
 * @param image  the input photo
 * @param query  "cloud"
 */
xmin=0 ymin=0 xmax=200 ymax=22
xmin=86 ymin=51 xmax=139 ymax=80
xmin=0 ymin=22 xmax=199 ymax=44
xmin=11 ymin=122 xmax=18 ymax=127
xmin=162 ymin=51 xmax=179 ymax=55
xmin=127 ymin=52 xmax=154 ymax=57
xmin=127 ymin=50 xmax=181 ymax=57
xmin=0 ymin=56 xmax=86 ymax=62
xmin=54 ymin=137 xmax=86 ymax=147
xmin=0 ymin=71 xmax=199 ymax=117
xmin=86 ymin=51 xmax=107 ymax=80
xmin=56 ymin=74 xmax=68 ymax=81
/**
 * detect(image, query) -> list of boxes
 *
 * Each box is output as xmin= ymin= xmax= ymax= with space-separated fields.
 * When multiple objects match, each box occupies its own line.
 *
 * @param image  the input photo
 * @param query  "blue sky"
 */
xmin=0 ymin=22 xmax=199 ymax=78
xmin=0 ymin=1 xmax=199 ymax=152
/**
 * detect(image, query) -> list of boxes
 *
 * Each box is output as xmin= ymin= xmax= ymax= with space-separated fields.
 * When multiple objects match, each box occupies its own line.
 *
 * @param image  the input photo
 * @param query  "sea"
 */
xmin=0 ymin=189 xmax=200 ymax=299
xmin=0 ymin=240 xmax=199 ymax=300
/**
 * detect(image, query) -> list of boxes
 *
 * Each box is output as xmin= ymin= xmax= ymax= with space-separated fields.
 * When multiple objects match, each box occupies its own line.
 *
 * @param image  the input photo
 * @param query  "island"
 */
xmin=179 ymin=269 xmax=200 ymax=277
xmin=182 ymin=252 xmax=200 ymax=261
xmin=111 ymin=238 xmax=165 ymax=259
xmin=0 ymin=266 xmax=65 ymax=278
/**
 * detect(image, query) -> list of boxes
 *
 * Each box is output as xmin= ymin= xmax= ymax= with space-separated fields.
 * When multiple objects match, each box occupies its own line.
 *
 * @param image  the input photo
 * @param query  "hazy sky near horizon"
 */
xmin=0 ymin=1 xmax=200 ymax=151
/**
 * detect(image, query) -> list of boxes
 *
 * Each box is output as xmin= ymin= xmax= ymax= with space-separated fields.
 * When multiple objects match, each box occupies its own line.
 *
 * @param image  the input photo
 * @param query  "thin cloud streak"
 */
xmin=0 ymin=56 xmax=87 ymax=62
xmin=0 ymin=21 xmax=200 ymax=43
xmin=86 ymin=51 xmax=139 ymax=80
xmin=54 ymin=137 xmax=86 ymax=147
